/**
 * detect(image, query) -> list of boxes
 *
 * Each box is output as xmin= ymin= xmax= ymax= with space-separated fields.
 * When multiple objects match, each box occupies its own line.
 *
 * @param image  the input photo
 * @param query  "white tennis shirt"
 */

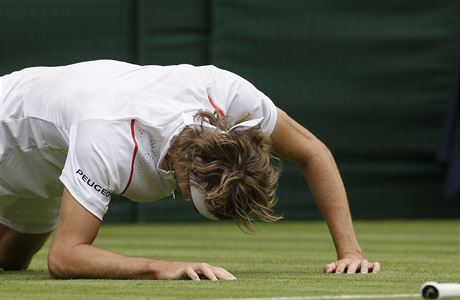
xmin=0 ymin=60 xmax=277 ymax=222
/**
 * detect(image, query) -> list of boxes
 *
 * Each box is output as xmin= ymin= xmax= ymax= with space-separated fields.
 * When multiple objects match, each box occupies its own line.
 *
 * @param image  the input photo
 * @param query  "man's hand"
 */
xmin=154 ymin=261 xmax=237 ymax=281
xmin=323 ymin=254 xmax=381 ymax=274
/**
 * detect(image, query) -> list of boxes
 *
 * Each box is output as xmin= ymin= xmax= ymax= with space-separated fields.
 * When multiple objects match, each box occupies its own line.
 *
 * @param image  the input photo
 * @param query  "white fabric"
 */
xmin=0 ymin=60 xmax=278 ymax=232
xmin=182 ymin=113 xmax=264 ymax=133
xmin=189 ymin=179 xmax=219 ymax=221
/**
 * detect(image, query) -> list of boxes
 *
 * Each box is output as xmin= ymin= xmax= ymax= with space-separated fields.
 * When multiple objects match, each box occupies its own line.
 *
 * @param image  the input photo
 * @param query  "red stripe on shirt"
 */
xmin=121 ymin=119 xmax=138 ymax=195
xmin=208 ymin=95 xmax=225 ymax=118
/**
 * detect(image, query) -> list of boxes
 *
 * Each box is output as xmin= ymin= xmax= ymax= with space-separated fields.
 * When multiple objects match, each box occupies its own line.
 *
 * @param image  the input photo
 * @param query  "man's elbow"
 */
xmin=296 ymin=138 xmax=334 ymax=168
xmin=48 ymin=247 xmax=71 ymax=279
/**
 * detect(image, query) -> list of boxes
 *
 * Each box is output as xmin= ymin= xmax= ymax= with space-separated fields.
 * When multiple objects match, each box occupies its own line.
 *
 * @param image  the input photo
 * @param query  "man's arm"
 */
xmin=48 ymin=188 xmax=236 ymax=280
xmin=270 ymin=108 xmax=380 ymax=274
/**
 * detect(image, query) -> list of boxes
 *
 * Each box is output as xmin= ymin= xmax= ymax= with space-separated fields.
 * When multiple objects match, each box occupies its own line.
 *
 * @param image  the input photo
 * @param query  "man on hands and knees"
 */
xmin=0 ymin=60 xmax=379 ymax=279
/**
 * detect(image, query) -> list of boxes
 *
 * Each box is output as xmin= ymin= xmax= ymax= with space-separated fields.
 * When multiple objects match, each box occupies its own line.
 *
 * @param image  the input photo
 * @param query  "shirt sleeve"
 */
xmin=209 ymin=67 xmax=278 ymax=135
xmin=59 ymin=119 xmax=133 ymax=220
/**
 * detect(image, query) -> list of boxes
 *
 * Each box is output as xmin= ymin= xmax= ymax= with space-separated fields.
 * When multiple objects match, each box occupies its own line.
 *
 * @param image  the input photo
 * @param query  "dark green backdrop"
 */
xmin=1 ymin=0 xmax=459 ymax=222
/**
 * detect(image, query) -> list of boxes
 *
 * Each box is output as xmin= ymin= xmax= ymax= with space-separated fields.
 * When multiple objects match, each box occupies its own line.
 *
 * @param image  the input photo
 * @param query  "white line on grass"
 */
xmin=218 ymin=293 xmax=420 ymax=300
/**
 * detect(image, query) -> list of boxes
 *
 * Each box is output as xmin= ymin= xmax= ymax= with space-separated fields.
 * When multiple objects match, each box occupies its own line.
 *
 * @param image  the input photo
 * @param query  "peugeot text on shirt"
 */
xmin=75 ymin=169 xmax=111 ymax=197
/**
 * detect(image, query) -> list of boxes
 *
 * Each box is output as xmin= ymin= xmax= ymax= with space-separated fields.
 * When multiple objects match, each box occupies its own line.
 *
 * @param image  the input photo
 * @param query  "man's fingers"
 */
xmin=185 ymin=267 xmax=201 ymax=281
xmin=371 ymin=262 xmax=381 ymax=273
xmin=346 ymin=260 xmax=360 ymax=274
xmin=196 ymin=264 xmax=218 ymax=281
xmin=214 ymin=267 xmax=237 ymax=280
xmin=168 ymin=262 xmax=236 ymax=281
xmin=360 ymin=259 xmax=369 ymax=274
xmin=323 ymin=263 xmax=336 ymax=273
xmin=335 ymin=260 xmax=348 ymax=274
xmin=325 ymin=259 xmax=379 ymax=275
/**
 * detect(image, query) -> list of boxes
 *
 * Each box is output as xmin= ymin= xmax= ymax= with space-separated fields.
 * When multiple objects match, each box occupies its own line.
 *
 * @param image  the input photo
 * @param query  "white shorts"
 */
xmin=0 ymin=194 xmax=61 ymax=234
xmin=0 ymin=140 xmax=65 ymax=234
xmin=0 ymin=75 xmax=63 ymax=234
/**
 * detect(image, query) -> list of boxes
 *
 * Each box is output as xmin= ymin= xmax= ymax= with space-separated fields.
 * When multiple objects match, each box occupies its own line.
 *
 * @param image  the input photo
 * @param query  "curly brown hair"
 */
xmin=167 ymin=110 xmax=282 ymax=231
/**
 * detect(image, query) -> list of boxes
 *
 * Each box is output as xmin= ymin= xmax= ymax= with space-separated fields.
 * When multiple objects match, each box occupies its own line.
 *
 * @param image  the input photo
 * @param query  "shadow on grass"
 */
xmin=0 ymin=269 xmax=49 ymax=280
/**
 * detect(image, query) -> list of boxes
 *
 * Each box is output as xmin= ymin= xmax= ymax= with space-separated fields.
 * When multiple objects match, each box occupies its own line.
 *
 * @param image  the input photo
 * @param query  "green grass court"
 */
xmin=0 ymin=220 xmax=459 ymax=300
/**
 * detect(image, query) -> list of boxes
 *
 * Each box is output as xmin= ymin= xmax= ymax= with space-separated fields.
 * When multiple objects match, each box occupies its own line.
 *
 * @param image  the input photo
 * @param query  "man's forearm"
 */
xmin=50 ymin=188 xmax=236 ymax=280
xmin=298 ymin=144 xmax=362 ymax=258
xmin=48 ymin=243 xmax=236 ymax=280
xmin=48 ymin=243 xmax=164 ymax=279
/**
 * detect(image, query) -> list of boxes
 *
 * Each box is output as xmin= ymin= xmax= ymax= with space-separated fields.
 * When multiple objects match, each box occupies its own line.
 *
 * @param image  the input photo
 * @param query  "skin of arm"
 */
xmin=270 ymin=108 xmax=380 ymax=274
xmin=48 ymin=188 xmax=236 ymax=280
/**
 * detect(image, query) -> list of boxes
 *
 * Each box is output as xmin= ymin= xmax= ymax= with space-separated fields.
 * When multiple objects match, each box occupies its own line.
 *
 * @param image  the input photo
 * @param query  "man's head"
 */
xmin=167 ymin=110 xmax=281 ymax=230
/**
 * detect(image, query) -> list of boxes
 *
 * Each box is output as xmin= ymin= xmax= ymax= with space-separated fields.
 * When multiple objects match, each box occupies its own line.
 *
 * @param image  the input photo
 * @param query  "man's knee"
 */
xmin=0 ymin=225 xmax=51 ymax=271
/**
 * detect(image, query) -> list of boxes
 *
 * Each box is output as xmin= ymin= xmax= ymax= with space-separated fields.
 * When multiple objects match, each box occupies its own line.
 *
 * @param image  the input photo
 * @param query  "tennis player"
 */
xmin=0 ymin=60 xmax=380 ymax=280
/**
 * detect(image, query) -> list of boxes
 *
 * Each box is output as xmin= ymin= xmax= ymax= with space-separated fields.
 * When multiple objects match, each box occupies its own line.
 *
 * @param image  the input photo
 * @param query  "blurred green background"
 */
xmin=1 ymin=0 xmax=459 ymax=222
